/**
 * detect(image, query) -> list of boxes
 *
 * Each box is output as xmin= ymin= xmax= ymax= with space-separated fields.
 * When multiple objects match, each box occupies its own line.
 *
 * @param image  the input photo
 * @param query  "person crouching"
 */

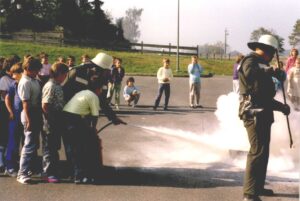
xmin=123 ymin=77 xmax=140 ymax=107
xmin=63 ymin=76 xmax=103 ymax=184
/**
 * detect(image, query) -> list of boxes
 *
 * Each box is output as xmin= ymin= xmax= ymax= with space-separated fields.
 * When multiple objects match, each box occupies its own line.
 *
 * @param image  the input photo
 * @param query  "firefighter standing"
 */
xmin=238 ymin=35 xmax=290 ymax=201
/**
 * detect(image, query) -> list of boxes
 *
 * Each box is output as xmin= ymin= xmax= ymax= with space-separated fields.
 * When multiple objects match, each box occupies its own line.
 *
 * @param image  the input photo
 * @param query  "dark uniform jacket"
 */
xmin=62 ymin=63 xmax=117 ymax=122
xmin=238 ymin=52 xmax=285 ymax=123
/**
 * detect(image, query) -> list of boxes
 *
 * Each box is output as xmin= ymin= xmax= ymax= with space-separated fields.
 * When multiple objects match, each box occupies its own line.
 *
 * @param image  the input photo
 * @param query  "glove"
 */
xmin=281 ymin=104 xmax=290 ymax=115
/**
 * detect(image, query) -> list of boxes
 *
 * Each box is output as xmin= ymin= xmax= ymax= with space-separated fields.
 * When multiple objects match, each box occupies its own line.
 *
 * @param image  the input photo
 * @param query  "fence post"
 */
xmin=213 ymin=53 xmax=216 ymax=60
xmin=197 ymin=45 xmax=199 ymax=57
xmin=33 ymin=32 xmax=36 ymax=42
xmin=60 ymin=32 xmax=64 ymax=47
xmin=228 ymin=53 xmax=231 ymax=60
xmin=206 ymin=53 xmax=208 ymax=59
xmin=141 ymin=41 xmax=143 ymax=54
xmin=169 ymin=43 xmax=171 ymax=56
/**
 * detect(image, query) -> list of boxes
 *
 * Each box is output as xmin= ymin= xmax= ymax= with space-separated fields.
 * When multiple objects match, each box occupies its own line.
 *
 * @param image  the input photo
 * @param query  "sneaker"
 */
xmin=4 ymin=169 xmax=18 ymax=177
xmin=163 ymin=107 xmax=168 ymax=111
xmin=153 ymin=106 xmax=157 ymax=111
xmin=74 ymin=177 xmax=90 ymax=184
xmin=196 ymin=105 xmax=203 ymax=108
xmin=132 ymin=104 xmax=136 ymax=108
xmin=17 ymin=176 xmax=32 ymax=184
xmin=46 ymin=175 xmax=59 ymax=183
xmin=115 ymin=105 xmax=119 ymax=110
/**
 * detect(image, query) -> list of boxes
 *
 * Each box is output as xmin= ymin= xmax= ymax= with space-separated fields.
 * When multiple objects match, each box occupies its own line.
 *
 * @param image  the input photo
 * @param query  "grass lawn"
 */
xmin=0 ymin=40 xmax=235 ymax=76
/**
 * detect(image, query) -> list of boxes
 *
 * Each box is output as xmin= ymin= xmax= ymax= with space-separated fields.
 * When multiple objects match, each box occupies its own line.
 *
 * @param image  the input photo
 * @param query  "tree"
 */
xmin=122 ymin=7 xmax=143 ymax=43
xmin=250 ymin=27 xmax=285 ymax=53
xmin=289 ymin=19 xmax=300 ymax=48
xmin=56 ymin=0 xmax=83 ymax=37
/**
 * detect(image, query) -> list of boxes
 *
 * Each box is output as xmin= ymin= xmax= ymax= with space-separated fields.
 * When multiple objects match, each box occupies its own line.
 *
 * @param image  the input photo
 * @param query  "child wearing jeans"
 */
xmin=4 ymin=63 xmax=24 ymax=177
xmin=41 ymin=62 xmax=69 ymax=183
xmin=123 ymin=77 xmax=140 ymax=107
xmin=153 ymin=58 xmax=173 ymax=111
xmin=17 ymin=56 xmax=43 ymax=184
xmin=111 ymin=58 xmax=125 ymax=110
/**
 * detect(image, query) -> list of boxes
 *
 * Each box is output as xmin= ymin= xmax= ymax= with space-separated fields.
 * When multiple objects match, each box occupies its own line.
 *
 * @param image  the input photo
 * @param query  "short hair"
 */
xmin=191 ymin=55 xmax=198 ymax=59
xmin=81 ymin=54 xmax=90 ymax=60
xmin=67 ymin=55 xmax=75 ymax=62
xmin=10 ymin=62 xmax=23 ymax=74
xmin=56 ymin=56 xmax=66 ymax=63
xmin=163 ymin=58 xmax=170 ymax=63
xmin=22 ymin=56 xmax=42 ymax=71
xmin=2 ymin=55 xmax=20 ymax=72
xmin=126 ymin=77 xmax=135 ymax=85
xmin=50 ymin=62 xmax=69 ymax=78
xmin=88 ymin=75 xmax=103 ymax=91
xmin=236 ymin=54 xmax=245 ymax=63
xmin=114 ymin=58 xmax=122 ymax=63
xmin=40 ymin=53 xmax=49 ymax=59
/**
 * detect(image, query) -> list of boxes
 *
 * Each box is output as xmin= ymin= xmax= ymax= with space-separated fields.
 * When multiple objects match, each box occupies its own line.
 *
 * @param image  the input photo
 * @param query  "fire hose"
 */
xmin=275 ymin=50 xmax=293 ymax=148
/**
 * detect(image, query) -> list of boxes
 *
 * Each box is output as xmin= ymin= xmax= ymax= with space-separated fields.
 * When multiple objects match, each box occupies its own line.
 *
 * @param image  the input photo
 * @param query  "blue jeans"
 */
xmin=6 ymin=111 xmax=23 ymax=170
xmin=18 ymin=109 xmax=42 ymax=177
xmin=154 ymin=83 xmax=170 ymax=109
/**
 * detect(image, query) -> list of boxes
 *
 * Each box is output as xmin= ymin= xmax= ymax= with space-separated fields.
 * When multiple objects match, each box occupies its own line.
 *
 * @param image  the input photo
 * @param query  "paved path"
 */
xmin=0 ymin=75 xmax=298 ymax=201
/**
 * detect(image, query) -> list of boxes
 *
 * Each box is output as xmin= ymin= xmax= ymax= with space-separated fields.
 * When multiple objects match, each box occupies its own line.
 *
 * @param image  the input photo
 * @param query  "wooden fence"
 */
xmin=11 ymin=31 xmax=64 ymax=45
xmin=1 ymin=31 xmax=233 ymax=59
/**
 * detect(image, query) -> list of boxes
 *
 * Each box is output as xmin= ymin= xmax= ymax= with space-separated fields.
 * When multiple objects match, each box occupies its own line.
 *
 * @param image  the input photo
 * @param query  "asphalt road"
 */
xmin=0 ymin=75 xmax=298 ymax=201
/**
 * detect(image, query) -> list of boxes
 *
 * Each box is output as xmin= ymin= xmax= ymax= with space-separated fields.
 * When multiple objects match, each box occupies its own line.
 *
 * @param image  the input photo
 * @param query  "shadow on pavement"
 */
xmin=100 ymin=105 xmax=217 ymax=117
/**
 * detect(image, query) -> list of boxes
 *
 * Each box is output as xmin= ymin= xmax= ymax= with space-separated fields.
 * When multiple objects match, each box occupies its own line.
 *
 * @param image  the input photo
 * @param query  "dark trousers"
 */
xmin=0 ymin=101 xmax=9 ymax=147
xmin=243 ymin=116 xmax=271 ymax=196
xmin=0 ymin=101 xmax=9 ymax=167
xmin=64 ymin=112 xmax=100 ymax=179
xmin=42 ymin=111 xmax=64 ymax=177
xmin=154 ymin=83 xmax=170 ymax=109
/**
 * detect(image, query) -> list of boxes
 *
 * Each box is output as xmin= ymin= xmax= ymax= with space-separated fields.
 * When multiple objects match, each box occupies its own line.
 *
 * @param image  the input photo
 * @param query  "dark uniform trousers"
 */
xmin=243 ymin=114 xmax=272 ymax=195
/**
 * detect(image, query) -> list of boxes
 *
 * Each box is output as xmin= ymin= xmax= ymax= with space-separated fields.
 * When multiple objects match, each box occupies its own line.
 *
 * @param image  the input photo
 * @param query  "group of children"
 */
xmin=0 ymin=52 xmax=204 ymax=185
xmin=0 ymin=52 xmax=139 ymax=185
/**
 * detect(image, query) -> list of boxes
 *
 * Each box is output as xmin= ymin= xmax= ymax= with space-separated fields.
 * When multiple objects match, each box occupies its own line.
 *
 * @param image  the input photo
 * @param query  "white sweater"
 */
xmin=157 ymin=67 xmax=173 ymax=84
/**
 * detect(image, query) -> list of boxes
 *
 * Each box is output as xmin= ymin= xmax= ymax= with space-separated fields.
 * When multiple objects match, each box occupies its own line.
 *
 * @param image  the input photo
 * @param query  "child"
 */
xmin=63 ymin=76 xmax=103 ymax=184
xmin=153 ymin=58 xmax=173 ymax=111
xmin=0 ymin=57 xmax=18 ymax=172
xmin=80 ymin=54 xmax=90 ymax=64
xmin=39 ymin=53 xmax=51 ymax=85
xmin=17 ymin=56 xmax=43 ymax=184
xmin=287 ymin=58 xmax=300 ymax=110
xmin=232 ymin=54 xmax=244 ymax=94
xmin=111 ymin=58 xmax=125 ymax=110
xmin=4 ymin=63 xmax=24 ymax=177
xmin=66 ymin=55 xmax=76 ymax=69
xmin=188 ymin=56 xmax=204 ymax=108
xmin=123 ymin=77 xmax=140 ymax=107
xmin=41 ymin=62 xmax=69 ymax=183
xmin=56 ymin=56 xmax=66 ymax=63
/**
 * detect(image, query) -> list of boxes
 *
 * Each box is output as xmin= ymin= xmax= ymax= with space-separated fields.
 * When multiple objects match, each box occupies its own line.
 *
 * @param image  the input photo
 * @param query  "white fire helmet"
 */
xmin=91 ymin=52 xmax=113 ymax=69
xmin=248 ymin=34 xmax=279 ymax=51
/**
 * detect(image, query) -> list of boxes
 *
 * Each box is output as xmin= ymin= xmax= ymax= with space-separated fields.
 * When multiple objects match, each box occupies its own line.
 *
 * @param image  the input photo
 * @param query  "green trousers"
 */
xmin=243 ymin=116 xmax=272 ymax=196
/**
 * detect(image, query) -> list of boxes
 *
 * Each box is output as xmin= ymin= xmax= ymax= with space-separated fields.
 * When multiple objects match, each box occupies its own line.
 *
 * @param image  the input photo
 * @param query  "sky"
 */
xmin=102 ymin=0 xmax=300 ymax=54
